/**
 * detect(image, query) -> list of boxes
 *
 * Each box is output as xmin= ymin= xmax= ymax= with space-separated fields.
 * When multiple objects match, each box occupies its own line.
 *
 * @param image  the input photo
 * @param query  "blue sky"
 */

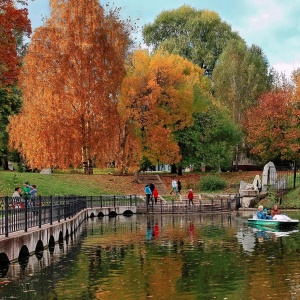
xmin=27 ymin=0 xmax=300 ymax=76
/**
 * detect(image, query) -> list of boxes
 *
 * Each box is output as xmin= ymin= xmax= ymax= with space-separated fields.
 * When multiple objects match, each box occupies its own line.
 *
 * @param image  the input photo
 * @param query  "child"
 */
xmin=153 ymin=187 xmax=159 ymax=204
xmin=188 ymin=189 xmax=194 ymax=206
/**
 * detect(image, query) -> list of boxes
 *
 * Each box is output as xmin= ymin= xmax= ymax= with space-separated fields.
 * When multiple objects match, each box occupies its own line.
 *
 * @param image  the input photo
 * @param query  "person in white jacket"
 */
xmin=170 ymin=179 xmax=177 ymax=195
xmin=12 ymin=187 xmax=21 ymax=198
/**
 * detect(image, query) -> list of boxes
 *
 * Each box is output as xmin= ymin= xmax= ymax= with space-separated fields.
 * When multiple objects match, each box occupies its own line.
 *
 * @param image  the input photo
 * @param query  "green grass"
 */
xmin=278 ymin=187 xmax=300 ymax=208
xmin=0 ymin=170 xmax=111 ymax=197
xmin=2 ymin=169 xmax=300 ymax=208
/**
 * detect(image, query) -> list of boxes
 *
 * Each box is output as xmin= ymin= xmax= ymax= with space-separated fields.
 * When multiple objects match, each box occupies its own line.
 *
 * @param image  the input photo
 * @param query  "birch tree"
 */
xmin=8 ymin=0 xmax=130 ymax=173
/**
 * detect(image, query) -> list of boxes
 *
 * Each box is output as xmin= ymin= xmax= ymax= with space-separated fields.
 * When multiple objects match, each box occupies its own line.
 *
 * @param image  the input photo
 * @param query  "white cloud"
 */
xmin=26 ymin=0 xmax=300 ymax=78
xmin=246 ymin=0 xmax=284 ymax=32
xmin=272 ymin=62 xmax=300 ymax=77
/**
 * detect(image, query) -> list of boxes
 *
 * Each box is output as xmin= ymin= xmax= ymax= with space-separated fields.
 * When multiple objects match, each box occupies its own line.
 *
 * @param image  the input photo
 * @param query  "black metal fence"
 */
xmin=0 ymin=194 xmax=239 ymax=237
xmin=0 ymin=195 xmax=139 ymax=237
xmin=140 ymin=194 xmax=240 ymax=214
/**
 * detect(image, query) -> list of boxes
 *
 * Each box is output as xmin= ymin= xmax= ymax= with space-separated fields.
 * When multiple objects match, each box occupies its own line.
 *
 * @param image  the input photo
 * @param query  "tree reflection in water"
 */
xmin=0 ymin=212 xmax=300 ymax=299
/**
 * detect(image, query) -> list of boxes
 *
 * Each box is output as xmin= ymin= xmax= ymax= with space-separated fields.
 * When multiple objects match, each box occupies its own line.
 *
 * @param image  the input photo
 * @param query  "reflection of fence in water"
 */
xmin=0 ymin=195 xmax=140 ymax=236
xmin=86 ymin=213 xmax=236 ymax=237
xmin=0 ymin=227 xmax=87 ymax=298
xmin=0 ymin=193 xmax=237 ymax=237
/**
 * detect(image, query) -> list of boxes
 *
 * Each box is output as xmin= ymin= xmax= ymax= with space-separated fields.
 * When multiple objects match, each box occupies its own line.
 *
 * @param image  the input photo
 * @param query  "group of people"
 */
xmin=12 ymin=182 xmax=38 ymax=206
xmin=170 ymin=178 xmax=182 ymax=195
xmin=144 ymin=183 xmax=159 ymax=206
xmin=256 ymin=204 xmax=281 ymax=220
xmin=171 ymin=178 xmax=194 ymax=206
xmin=145 ymin=178 xmax=195 ymax=206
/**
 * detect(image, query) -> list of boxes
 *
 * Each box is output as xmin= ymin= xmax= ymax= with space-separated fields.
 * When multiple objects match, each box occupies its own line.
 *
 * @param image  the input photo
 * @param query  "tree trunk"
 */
xmin=178 ymin=164 xmax=183 ymax=176
xmin=0 ymin=157 xmax=8 ymax=170
xmin=88 ymin=158 xmax=93 ymax=175
xmin=170 ymin=164 xmax=177 ymax=174
xmin=3 ymin=158 xmax=8 ymax=170
xmin=82 ymin=118 xmax=93 ymax=175
xmin=82 ymin=146 xmax=93 ymax=175
xmin=134 ymin=170 xmax=139 ymax=183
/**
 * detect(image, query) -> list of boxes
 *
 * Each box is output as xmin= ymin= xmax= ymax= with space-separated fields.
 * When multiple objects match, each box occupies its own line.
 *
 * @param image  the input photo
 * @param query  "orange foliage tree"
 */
xmin=8 ymin=0 xmax=130 ymax=173
xmin=0 ymin=0 xmax=31 ymax=87
xmin=244 ymin=88 xmax=300 ymax=162
xmin=118 ymin=50 xmax=209 ymax=171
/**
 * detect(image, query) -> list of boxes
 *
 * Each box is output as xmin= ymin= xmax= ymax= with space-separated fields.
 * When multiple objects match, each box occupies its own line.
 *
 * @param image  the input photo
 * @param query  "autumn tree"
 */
xmin=8 ymin=0 xmax=130 ymax=173
xmin=143 ymin=5 xmax=241 ymax=74
xmin=0 ymin=0 xmax=31 ymax=87
xmin=244 ymin=88 xmax=300 ymax=162
xmin=118 ymin=50 xmax=210 ymax=172
xmin=0 ymin=0 xmax=31 ymax=169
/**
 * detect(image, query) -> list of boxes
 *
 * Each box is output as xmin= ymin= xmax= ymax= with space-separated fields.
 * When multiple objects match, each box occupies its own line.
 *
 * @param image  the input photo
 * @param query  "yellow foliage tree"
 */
xmin=118 ymin=50 xmax=208 ymax=170
xmin=8 ymin=0 xmax=130 ymax=173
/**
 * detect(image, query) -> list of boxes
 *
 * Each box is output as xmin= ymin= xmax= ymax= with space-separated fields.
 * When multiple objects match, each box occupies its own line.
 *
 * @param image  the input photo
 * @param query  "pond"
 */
xmin=1 ymin=211 xmax=300 ymax=299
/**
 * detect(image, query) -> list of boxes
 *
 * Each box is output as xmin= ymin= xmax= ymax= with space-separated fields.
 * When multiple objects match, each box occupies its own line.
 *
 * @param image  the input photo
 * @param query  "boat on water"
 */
xmin=248 ymin=214 xmax=299 ymax=229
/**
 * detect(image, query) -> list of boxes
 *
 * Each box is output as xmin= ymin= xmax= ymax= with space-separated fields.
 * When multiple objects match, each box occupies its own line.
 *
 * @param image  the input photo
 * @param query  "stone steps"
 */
xmin=138 ymin=174 xmax=168 ymax=195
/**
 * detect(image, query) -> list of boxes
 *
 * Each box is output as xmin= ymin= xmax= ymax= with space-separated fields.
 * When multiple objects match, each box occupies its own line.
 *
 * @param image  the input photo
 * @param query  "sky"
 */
xmin=26 ymin=0 xmax=300 ymax=77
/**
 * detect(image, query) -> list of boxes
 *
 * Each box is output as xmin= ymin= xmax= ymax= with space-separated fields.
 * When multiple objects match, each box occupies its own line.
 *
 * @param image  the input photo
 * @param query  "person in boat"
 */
xmin=257 ymin=205 xmax=273 ymax=220
xmin=271 ymin=204 xmax=281 ymax=217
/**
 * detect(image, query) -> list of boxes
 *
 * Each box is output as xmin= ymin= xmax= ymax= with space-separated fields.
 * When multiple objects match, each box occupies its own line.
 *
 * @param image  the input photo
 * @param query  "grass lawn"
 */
xmin=1 ymin=169 xmax=300 ymax=209
xmin=1 ymin=169 xmax=257 ymax=197
xmin=0 ymin=170 xmax=144 ymax=197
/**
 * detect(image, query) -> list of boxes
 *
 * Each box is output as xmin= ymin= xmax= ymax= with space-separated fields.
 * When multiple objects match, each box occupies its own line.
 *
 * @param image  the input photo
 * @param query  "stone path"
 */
xmin=138 ymin=174 xmax=168 ymax=196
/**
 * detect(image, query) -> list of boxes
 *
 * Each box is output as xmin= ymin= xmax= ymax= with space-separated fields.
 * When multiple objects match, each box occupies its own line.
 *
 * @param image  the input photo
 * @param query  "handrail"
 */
xmin=0 ymin=195 xmax=139 ymax=237
xmin=0 ymin=194 xmax=240 ymax=237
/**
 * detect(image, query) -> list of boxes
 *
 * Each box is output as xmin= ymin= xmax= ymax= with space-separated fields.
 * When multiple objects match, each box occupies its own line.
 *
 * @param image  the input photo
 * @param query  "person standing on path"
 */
xmin=144 ymin=185 xmax=152 ymax=206
xmin=177 ymin=179 xmax=182 ymax=195
xmin=149 ymin=182 xmax=155 ymax=201
xmin=153 ymin=187 xmax=159 ymax=204
xmin=188 ymin=189 xmax=194 ymax=206
xmin=170 ymin=178 xmax=177 ymax=195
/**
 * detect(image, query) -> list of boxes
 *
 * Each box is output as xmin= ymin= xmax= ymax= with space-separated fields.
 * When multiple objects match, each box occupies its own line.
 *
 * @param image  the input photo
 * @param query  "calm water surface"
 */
xmin=1 ymin=211 xmax=300 ymax=300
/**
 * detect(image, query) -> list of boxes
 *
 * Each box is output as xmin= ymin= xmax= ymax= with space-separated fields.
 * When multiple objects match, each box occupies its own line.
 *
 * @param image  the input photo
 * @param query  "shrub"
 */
xmin=199 ymin=175 xmax=227 ymax=191
xmin=17 ymin=163 xmax=25 ymax=173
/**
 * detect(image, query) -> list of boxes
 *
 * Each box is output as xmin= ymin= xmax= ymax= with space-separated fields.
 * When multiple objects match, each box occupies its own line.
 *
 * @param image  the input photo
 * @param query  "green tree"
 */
xmin=212 ymin=40 xmax=272 ymax=169
xmin=142 ymin=5 xmax=241 ymax=73
xmin=212 ymin=40 xmax=272 ymax=125
xmin=0 ymin=86 xmax=22 ymax=169
xmin=176 ymin=105 xmax=242 ymax=172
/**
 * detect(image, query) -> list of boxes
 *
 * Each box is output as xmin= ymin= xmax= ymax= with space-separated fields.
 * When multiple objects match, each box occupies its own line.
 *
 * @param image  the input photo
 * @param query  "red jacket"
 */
xmin=153 ymin=188 xmax=158 ymax=198
xmin=188 ymin=191 xmax=194 ymax=200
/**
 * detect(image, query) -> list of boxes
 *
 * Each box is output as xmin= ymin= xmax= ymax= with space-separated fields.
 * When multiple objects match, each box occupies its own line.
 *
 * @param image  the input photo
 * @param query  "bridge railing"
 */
xmin=138 ymin=194 xmax=240 ymax=214
xmin=0 ymin=195 xmax=139 ymax=237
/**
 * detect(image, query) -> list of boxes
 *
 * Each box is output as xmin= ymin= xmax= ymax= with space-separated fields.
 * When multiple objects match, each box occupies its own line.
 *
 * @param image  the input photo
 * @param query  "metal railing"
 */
xmin=0 ymin=194 xmax=239 ymax=237
xmin=0 ymin=195 xmax=139 ymax=237
xmin=139 ymin=194 xmax=240 ymax=214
